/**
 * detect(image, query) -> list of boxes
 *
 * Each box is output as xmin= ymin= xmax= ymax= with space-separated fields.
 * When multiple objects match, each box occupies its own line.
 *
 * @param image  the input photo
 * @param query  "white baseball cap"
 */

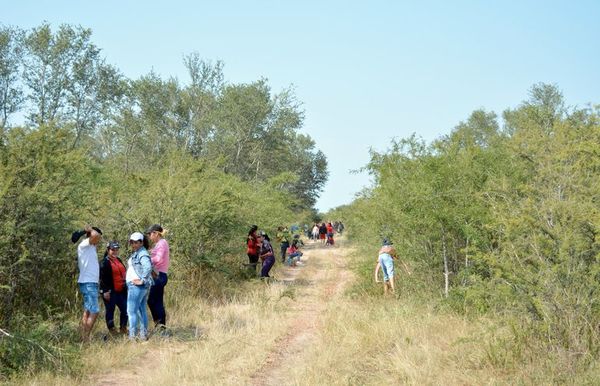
xmin=129 ymin=232 xmax=144 ymax=241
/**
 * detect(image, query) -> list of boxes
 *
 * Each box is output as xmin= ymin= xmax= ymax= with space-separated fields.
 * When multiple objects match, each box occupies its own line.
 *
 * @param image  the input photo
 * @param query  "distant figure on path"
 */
xmin=319 ymin=223 xmax=327 ymax=244
xmin=311 ymin=224 xmax=319 ymax=241
xmin=325 ymin=222 xmax=335 ymax=246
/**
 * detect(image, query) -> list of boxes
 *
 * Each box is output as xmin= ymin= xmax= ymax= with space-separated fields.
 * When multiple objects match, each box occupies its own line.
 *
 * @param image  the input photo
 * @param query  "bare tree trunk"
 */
xmin=443 ymin=232 xmax=449 ymax=298
xmin=465 ymin=236 xmax=469 ymax=268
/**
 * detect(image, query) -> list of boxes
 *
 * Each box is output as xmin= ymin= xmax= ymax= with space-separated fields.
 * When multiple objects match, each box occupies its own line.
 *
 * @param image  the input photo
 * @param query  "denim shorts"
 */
xmin=378 ymin=254 xmax=395 ymax=282
xmin=79 ymin=282 xmax=100 ymax=314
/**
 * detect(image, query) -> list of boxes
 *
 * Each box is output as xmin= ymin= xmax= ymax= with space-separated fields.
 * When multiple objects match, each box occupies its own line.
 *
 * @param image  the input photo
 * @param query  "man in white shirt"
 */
xmin=73 ymin=225 xmax=102 ymax=342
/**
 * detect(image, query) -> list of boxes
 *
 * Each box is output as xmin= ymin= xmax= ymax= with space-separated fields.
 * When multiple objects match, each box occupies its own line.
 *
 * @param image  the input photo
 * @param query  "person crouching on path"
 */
xmin=258 ymin=231 xmax=275 ymax=278
xmin=126 ymin=232 xmax=154 ymax=341
xmin=72 ymin=225 xmax=102 ymax=342
xmin=100 ymin=241 xmax=128 ymax=336
xmin=246 ymin=225 xmax=260 ymax=273
xmin=146 ymin=224 xmax=170 ymax=332
xmin=286 ymin=238 xmax=304 ymax=266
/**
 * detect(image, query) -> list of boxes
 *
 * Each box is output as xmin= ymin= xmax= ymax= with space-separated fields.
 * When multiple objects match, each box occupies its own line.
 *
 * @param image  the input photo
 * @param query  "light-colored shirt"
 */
xmin=77 ymin=238 xmax=99 ymax=283
xmin=151 ymin=238 xmax=170 ymax=273
xmin=126 ymin=257 xmax=140 ymax=282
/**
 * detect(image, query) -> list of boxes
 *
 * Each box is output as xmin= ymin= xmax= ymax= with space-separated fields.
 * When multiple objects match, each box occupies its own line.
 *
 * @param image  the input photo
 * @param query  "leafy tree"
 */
xmin=0 ymin=25 xmax=25 ymax=135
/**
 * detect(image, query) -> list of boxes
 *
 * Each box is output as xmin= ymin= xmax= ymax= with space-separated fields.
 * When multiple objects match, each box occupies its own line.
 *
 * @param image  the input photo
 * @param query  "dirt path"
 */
xmin=250 ymin=241 xmax=353 ymax=386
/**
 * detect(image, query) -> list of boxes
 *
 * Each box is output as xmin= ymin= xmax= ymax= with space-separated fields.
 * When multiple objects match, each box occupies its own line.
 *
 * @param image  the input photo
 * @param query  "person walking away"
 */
xmin=319 ymin=223 xmax=327 ymax=244
xmin=126 ymin=232 xmax=154 ymax=341
xmin=276 ymin=226 xmax=291 ymax=263
xmin=100 ymin=241 xmax=128 ymax=336
xmin=246 ymin=225 xmax=260 ymax=274
xmin=146 ymin=224 xmax=170 ymax=333
xmin=312 ymin=224 xmax=319 ymax=241
xmin=326 ymin=222 xmax=335 ymax=246
xmin=72 ymin=225 xmax=102 ymax=342
xmin=258 ymin=232 xmax=275 ymax=278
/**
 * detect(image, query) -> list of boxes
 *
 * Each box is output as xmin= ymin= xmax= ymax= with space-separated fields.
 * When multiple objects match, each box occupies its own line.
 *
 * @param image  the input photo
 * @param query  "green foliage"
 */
xmin=336 ymin=84 xmax=600 ymax=369
xmin=0 ymin=22 xmax=328 ymax=377
xmin=0 ymin=316 xmax=80 ymax=378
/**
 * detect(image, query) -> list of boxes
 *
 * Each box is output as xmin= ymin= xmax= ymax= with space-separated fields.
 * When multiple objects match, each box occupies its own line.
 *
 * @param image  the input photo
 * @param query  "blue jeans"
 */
xmin=127 ymin=283 xmax=149 ymax=339
xmin=148 ymin=272 xmax=168 ymax=326
xmin=79 ymin=282 xmax=100 ymax=314
xmin=286 ymin=252 xmax=302 ymax=266
xmin=103 ymin=290 xmax=128 ymax=330
xmin=280 ymin=242 xmax=289 ymax=262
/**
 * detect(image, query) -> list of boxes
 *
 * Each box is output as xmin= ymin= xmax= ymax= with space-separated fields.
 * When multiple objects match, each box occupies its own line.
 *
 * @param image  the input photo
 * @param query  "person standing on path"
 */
xmin=276 ymin=226 xmax=291 ymax=263
xmin=258 ymin=232 xmax=275 ymax=278
xmin=325 ymin=222 xmax=335 ymax=246
xmin=319 ymin=223 xmax=327 ymax=245
xmin=146 ymin=224 xmax=170 ymax=332
xmin=126 ymin=232 xmax=154 ymax=341
xmin=72 ymin=225 xmax=103 ymax=342
xmin=99 ymin=241 xmax=128 ymax=336
xmin=312 ymin=224 xmax=319 ymax=241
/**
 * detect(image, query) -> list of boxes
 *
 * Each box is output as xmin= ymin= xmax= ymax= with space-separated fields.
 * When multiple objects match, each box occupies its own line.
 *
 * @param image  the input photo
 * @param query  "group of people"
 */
xmin=310 ymin=222 xmax=336 ymax=246
xmin=73 ymin=224 xmax=170 ymax=342
xmin=246 ymin=225 xmax=305 ymax=278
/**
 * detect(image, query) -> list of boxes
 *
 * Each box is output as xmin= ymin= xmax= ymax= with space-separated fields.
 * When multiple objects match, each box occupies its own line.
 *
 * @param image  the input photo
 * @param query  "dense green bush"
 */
xmin=333 ymin=84 xmax=600 ymax=368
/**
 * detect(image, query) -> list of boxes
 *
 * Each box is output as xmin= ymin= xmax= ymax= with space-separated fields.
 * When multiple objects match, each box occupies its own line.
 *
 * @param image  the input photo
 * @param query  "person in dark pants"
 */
xmin=276 ymin=226 xmax=290 ymax=263
xmin=258 ymin=231 xmax=275 ymax=278
xmin=99 ymin=241 xmax=128 ymax=335
xmin=146 ymin=224 xmax=170 ymax=332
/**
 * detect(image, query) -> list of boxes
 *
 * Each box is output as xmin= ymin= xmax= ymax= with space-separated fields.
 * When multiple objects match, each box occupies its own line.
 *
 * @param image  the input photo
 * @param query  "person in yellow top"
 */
xmin=374 ymin=239 xmax=410 ymax=295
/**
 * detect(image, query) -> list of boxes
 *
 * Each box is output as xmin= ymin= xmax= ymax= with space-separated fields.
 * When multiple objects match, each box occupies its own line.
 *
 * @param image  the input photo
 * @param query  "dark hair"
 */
xmin=86 ymin=226 xmax=103 ymax=237
xmin=142 ymin=237 xmax=149 ymax=250
xmin=103 ymin=241 xmax=120 ymax=259
xmin=248 ymin=225 xmax=258 ymax=236
xmin=146 ymin=224 xmax=163 ymax=234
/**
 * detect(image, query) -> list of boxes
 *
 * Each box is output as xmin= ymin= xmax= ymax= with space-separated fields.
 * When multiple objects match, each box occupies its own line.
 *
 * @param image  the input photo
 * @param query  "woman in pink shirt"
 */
xmin=146 ymin=224 xmax=170 ymax=332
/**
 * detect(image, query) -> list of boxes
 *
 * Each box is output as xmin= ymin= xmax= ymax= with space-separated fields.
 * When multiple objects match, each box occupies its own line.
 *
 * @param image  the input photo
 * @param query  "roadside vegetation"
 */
xmin=331 ymin=84 xmax=600 ymax=382
xmin=0 ymin=23 xmax=326 ymax=380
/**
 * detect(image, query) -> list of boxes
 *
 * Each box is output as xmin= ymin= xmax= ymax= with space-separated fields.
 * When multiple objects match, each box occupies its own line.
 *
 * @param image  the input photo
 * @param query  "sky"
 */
xmin=4 ymin=0 xmax=600 ymax=212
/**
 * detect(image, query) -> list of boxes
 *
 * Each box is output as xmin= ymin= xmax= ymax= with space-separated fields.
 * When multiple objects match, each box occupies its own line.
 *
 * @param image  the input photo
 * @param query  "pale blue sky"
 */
xmin=4 ymin=1 xmax=600 ymax=211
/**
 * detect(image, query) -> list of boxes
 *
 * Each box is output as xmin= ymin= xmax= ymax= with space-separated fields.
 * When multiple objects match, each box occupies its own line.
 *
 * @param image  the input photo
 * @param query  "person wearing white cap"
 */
xmin=125 ymin=231 xmax=153 ymax=341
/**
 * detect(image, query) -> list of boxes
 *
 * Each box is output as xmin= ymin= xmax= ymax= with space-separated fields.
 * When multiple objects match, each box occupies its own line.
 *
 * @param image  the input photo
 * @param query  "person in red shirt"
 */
xmin=247 ymin=225 xmax=260 ymax=273
xmin=99 ymin=241 xmax=128 ymax=335
xmin=325 ymin=222 xmax=335 ymax=246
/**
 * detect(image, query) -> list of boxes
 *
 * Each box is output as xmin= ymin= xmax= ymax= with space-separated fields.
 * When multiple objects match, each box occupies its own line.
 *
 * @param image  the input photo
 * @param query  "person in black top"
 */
xmin=99 ymin=241 xmax=128 ymax=335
